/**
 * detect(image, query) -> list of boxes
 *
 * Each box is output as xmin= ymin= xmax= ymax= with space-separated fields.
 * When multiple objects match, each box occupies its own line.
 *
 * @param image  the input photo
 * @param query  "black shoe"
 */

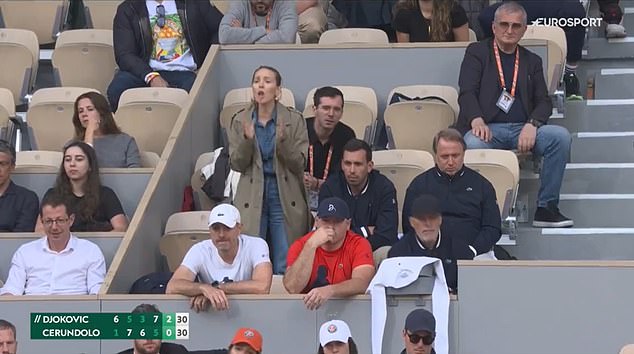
xmin=563 ymin=72 xmax=582 ymax=101
xmin=532 ymin=206 xmax=574 ymax=228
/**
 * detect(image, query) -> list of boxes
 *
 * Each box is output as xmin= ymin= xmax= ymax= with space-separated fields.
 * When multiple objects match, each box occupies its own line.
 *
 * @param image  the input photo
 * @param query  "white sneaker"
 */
xmin=606 ymin=23 xmax=627 ymax=38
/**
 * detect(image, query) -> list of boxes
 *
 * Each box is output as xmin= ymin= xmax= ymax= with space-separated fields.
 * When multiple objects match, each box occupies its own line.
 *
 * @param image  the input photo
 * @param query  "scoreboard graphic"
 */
xmin=30 ymin=313 xmax=189 ymax=340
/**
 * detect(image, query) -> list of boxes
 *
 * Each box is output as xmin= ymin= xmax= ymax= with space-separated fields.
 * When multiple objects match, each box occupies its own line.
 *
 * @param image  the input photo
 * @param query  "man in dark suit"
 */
xmin=456 ymin=1 xmax=573 ymax=228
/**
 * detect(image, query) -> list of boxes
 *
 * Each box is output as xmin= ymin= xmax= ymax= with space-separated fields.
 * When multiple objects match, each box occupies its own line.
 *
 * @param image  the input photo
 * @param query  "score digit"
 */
xmin=176 ymin=328 xmax=189 ymax=339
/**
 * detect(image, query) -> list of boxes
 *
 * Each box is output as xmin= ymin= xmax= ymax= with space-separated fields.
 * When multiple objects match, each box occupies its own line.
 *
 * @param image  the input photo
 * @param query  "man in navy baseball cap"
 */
xmin=283 ymin=197 xmax=375 ymax=310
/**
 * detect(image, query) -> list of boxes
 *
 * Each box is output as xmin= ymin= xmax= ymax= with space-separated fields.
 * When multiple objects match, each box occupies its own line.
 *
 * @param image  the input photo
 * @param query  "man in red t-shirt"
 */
xmin=283 ymin=196 xmax=375 ymax=310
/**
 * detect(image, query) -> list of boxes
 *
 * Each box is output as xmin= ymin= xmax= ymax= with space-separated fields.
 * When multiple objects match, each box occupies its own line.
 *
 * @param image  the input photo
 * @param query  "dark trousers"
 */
xmin=107 ymin=70 xmax=196 ymax=111
xmin=478 ymin=0 xmax=586 ymax=63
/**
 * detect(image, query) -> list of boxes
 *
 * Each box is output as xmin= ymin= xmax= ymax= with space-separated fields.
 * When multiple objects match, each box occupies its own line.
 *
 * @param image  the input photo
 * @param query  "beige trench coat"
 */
xmin=228 ymin=102 xmax=311 ymax=245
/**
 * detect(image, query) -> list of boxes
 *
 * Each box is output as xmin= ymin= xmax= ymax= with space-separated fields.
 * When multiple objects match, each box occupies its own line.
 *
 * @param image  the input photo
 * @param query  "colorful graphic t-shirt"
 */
xmin=146 ymin=0 xmax=196 ymax=71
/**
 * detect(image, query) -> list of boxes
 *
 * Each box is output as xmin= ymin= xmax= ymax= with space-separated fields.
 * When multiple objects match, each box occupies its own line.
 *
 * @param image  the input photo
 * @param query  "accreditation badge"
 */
xmin=496 ymin=89 xmax=515 ymax=114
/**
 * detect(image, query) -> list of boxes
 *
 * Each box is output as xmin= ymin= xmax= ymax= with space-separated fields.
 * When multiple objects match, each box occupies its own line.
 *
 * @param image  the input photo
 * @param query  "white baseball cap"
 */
xmin=319 ymin=320 xmax=352 ymax=347
xmin=207 ymin=204 xmax=241 ymax=228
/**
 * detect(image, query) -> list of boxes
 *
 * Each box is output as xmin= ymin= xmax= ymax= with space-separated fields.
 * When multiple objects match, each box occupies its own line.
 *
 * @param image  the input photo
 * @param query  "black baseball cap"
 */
xmin=317 ymin=197 xmax=350 ymax=220
xmin=410 ymin=195 xmax=442 ymax=219
xmin=405 ymin=308 xmax=436 ymax=334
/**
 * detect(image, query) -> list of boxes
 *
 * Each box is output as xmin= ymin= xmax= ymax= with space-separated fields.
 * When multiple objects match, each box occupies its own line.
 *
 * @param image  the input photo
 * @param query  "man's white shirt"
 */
xmin=181 ymin=234 xmax=270 ymax=284
xmin=0 ymin=235 xmax=106 ymax=295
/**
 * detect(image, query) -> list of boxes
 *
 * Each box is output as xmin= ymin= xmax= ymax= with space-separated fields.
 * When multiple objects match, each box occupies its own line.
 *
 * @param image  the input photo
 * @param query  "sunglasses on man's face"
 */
xmin=407 ymin=332 xmax=435 ymax=345
xmin=156 ymin=5 xmax=166 ymax=28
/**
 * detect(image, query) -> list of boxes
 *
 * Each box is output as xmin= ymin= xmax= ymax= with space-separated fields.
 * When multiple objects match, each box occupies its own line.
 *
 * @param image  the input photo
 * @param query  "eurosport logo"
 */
xmin=531 ymin=17 xmax=603 ymax=27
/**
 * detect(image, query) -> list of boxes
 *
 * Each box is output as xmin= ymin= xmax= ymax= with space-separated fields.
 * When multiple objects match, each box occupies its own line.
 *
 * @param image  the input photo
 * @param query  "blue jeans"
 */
xmin=106 ymin=70 xmax=196 ymax=112
xmin=464 ymin=123 xmax=571 ymax=208
xmin=260 ymin=176 xmax=289 ymax=274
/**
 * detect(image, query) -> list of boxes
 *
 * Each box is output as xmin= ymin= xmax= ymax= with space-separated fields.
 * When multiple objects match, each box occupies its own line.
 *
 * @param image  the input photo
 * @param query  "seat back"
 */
xmin=140 ymin=151 xmax=160 ymax=168
xmin=15 ymin=150 xmax=62 ymax=170
xmin=384 ymin=101 xmax=455 ymax=152
xmin=0 ymin=88 xmax=14 ymax=130
xmin=209 ymin=0 xmax=231 ymax=14
xmin=0 ymin=0 xmax=63 ymax=45
xmin=620 ymin=344 xmax=634 ymax=354
xmin=303 ymin=86 xmax=377 ymax=141
xmin=319 ymin=28 xmax=389 ymax=44
xmin=52 ymin=29 xmax=116 ymax=95
xmin=83 ymin=0 xmax=122 ymax=30
xmin=468 ymin=28 xmax=477 ymax=42
xmin=115 ymin=88 xmax=189 ymax=155
xmin=372 ymin=150 xmax=435 ymax=232
xmin=464 ymin=149 xmax=519 ymax=218
xmin=159 ymin=233 xmax=208 ymax=272
xmin=191 ymin=151 xmax=216 ymax=211
xmin=521 ymin=25 xmax=566 ymax=94
xmin=387 ymin=85 xmax=459 ymax=118
xmin=270 ymin=274 xmax=289 ymax=294
xmin=0 ymin=28 xmax=39 ymax=105
xmin=27 ymin=87 xmax=98 ymax=151
xmin=220 ymin=87 xmax=296 ymax=134
xmin=165 ymin=211 xmax=210 ymax=234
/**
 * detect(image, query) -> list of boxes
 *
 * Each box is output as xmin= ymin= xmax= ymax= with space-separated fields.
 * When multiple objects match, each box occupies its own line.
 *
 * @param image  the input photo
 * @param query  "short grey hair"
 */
xmin=494 ymin=1 xmax=528 ymax=26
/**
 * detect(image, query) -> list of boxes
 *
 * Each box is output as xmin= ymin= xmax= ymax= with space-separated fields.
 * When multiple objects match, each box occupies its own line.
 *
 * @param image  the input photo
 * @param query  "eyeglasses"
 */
xmin=156 ymin=5 xmax=166 ymax=28
xmin=495 ymin=21 xmax=524 ymax=31
xmin=407 ymin=332 xmax=435 ymax=345
xmin=43 ymin=218 xmax=70 ymax=227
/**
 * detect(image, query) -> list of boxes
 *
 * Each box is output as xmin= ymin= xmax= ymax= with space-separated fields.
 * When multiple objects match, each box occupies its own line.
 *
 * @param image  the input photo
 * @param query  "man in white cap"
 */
xmin=318 ymin=319 xmax=359 ymax=354
xmin=166 ymin=203 xmax=273 ymax=311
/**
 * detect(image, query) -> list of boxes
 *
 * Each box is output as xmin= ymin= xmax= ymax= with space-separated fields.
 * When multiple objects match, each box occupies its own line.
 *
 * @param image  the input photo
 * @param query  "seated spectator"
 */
xmin=70 ymin=92 xmax=141 ymax=168
xmin=116 ymin=304 xmax=188 ymax=354
xmin=394 ymin=0 xmax=470 ymax=43
xmin=107 ymin=0 xmax=222 ymax=111
xmin=297 ymin=0 xmax=328 ymax=43
xmin=388 ymin=195 xmax=457 ymax=292
xmin=219 ymin=0 xmax=298 ymax=44
xmin=0 ymin=319 xmax=17 ymax=354
xmin=460 ymin=3 xmax=574 ymax=227
xmin=319 ymin=139 xmax=398 ymax=254
xmin=478 ymin=0 xmax=586 ymax=99
xmin=304 ymin=86 xmax=355 ymax=210
xmin=318 ymin=319 xmax=359 ymax=354
xmin=283 ymin=197 xmax=375 ymax=310
xmin=35 ymin=142 xmax=128 ymax=232
xmin=166 ymin=204 xmax=273 ymax=312
xmin=332 ymin=0 xmax=398 ymax=41
xmin=1 ymin=193 xmax=106 ymax=295
xmin=401 ymin=309 xmax=437 ymax=354
xmin=228 ymin=65 xmax=310 ymax=275
xmin=402 ymin=129 xmax=501 ymax=260
xmin=0 ymin=140 xmax=39 ymax=232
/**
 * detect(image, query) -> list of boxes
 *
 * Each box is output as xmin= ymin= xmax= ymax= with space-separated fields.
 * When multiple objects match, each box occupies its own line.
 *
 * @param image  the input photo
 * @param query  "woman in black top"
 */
xmin=36 ymin=141 xmax=128 ymax=232
xmin=393 ymin=0 xmax=470 ymax=43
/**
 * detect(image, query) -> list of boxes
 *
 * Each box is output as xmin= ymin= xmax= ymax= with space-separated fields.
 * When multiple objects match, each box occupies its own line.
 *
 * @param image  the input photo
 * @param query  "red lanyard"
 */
xmin=493 ymin=43 xmax=519 ymax=97
xmin=309 ymin=144 xmax=334 ymax=180
xmin=252 ymin=9 xmax=271 ymax=30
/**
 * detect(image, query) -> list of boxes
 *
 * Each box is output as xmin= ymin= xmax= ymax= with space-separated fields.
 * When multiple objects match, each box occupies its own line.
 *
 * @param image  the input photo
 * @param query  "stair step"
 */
xmin=571 ymin=132 xmax=634 ymax=163
xmin=556 ymin=100 xmax=634 ymax=132
xmin=562 ymin=163 xmax=634 ymax=193
xmin=595 ymin=71 xmax=634 ymax=99
xmin=558 ymin=195 xmax=634 ymax=227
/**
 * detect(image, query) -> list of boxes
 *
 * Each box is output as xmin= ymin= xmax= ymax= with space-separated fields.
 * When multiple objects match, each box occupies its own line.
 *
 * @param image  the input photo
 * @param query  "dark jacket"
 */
xmin=319 ymin=170 xmax=399 ymax=250
xmin=113 ymin=0 xmax=222 ymax=80
xmin=455 ymin=38 xmax=552 ymax=134
xmin=388 ymin=230 xmax=458 ymax=291
xmin=402 ymin=166 xmax=501 ymax=260
xmin=117 ymin=342 xmax=189 ymax=354
xmin=400 ymin=348 xmax=436 ymax=354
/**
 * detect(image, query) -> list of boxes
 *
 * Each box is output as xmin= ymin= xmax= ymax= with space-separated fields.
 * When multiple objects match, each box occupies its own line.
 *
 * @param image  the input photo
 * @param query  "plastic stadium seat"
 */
xmin=140 ymin=151 xmax=160 ymax=168
xmin=464 ymin=149 xmax=520 ymax=218
xmin=27 ymin=87 xmax=98 ymax=151
xmin=52 ymin=29 xmax=117 ymax=96
xmin=0 ymin=0 xmax=64 ymax=45
xmin=302 ymin=86 xmax=377 ymax=142
xmin=209 ymin=0 xmax=231 ymax=15
xmin=159 ymin=232 xmax=208 ymax=272
xmin=191 ymin=151 xmax=216 ymax=211
xmin=15 ymin=150 xmax=62 ymax=170
xmin=0 ymin=28 xmax=39 ymax=105
xmin=0 ymin=88 xmax=15 ymax=132
xmin=372 ymin=150 xmax=435 ymax=232
xmin=319 ymin=28 xmax=389 ymax=44
xmin=220 ymin=87 xmax=296 ymax=129
xmin=620 ymin=344 xmax=634 ymax=354
xmin=270 ymin=275 xmax=289 ymax=294
xmin=468 ymin=28 xmax=477 ymax=42
xmin=115 ymin=88 xmax=189 ymax=155
xmin=83 ymin=1 xmax=122 ymax=30
xmin=165 ymin=211 xmax=210 ymax=234
xmin=384 ymin=85 xmax=459 ymax=152
xmin=521 ymin=25 xmax=566 ymax=94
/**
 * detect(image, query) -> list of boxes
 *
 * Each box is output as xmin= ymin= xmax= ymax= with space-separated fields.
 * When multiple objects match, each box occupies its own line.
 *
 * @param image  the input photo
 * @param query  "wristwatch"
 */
xmin=529 ymin=119 xmax=544 ymax=128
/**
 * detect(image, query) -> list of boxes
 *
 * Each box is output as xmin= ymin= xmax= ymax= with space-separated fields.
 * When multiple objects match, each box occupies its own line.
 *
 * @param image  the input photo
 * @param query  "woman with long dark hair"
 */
xmin=228 ymin=65 xmax=310 ymax=274
xmin=35 ymin=141 xmax=128 ymax=232
xmin=394 ymin=0 xmax=470 ymax=42
xmin=71 ymin=91 xmax=141 ymax=168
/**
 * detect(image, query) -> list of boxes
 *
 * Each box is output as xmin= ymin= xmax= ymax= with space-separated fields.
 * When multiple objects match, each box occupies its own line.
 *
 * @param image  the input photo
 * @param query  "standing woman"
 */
xmin=393 ymin=0 xmax=470 ymax=42
xmin=72 ymin=91 xmax=141 ymax=168
xmin=228 ymin=65 xmax=310 ymax=274
xmin=35 ymin=141 xmax=129 ymax=232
